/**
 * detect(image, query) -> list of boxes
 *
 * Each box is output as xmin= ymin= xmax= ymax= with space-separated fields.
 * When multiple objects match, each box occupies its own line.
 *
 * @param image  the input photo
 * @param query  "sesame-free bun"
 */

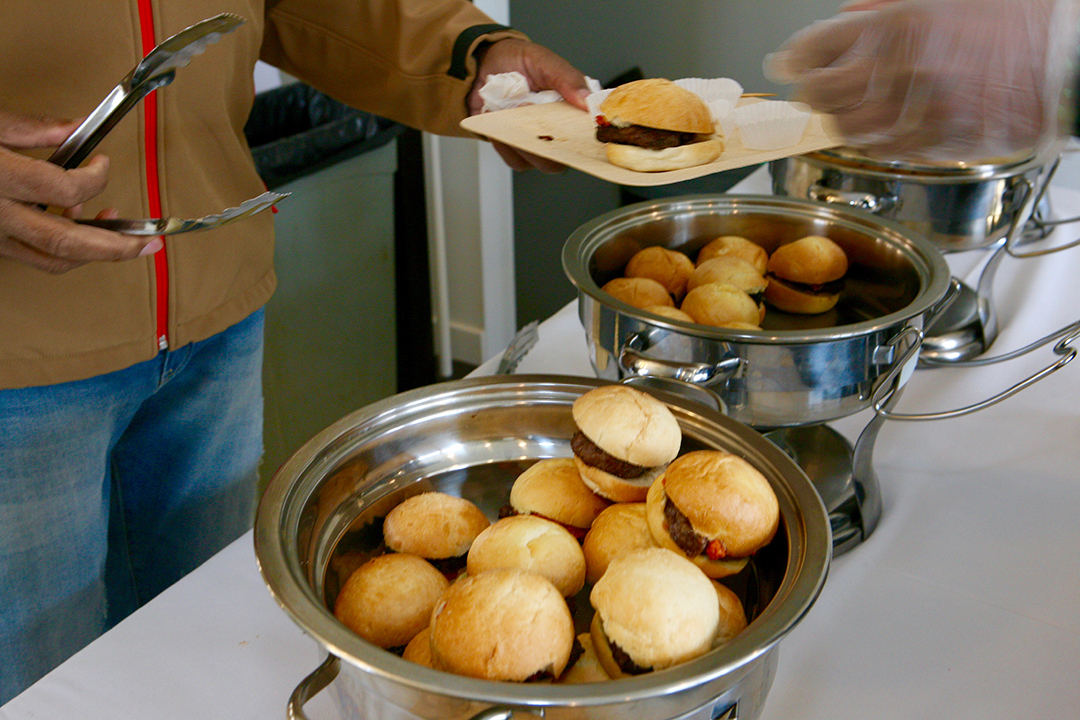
xmin=557 ymin=633 xmax=611 ymax=684
xmin=589 ymin=547 xmax=720 ymax=676
xmin=765 ymin=235 xmax=849 ymax=315
xmin=333 ymin=553 xmax=450 ymax=649
xmin=605 ymin=137 xmax=724 ymax=173
xmin=646 ymin=450 xmax=779 ymax=578
xmin=681 ymin=283 xmax=762 ymax=329
xmin=582 ymin=502 xmax=657 ymax=584
xmin=767 ymin=235 xmax=848 ymax=285
xmin=429 ymin=568 xmax=575 ymax=682
xmin=601 ymin=277 xmax=674 ymax=310
xmin=687 ymin=257 xmax=768 ymax=299
xmin=625 ymin=246 xmax=695 ymax=301
xmin=571 ymin=385 xmax=682 ymax=503
xmin=601 ymin=78 xmax=714 ymax=134
xmin=467 ymin=515 xmax=587 ymax=597
xmin=383 ymin=492 xmax=490 ymax=560
xmin=645 ymin=305 xmax=695 ymax=323
xmin=696 ymin=236 xmax=769 ymax=275
xmin=510 ymin=458 xmax=610 ymax=533
xmin=764 ymin=275 xmax=841 ymax=314
xmin=711 ymin=581 xmax=749 ymax=646
xmin=402 ymin=626 xmax=435 ymax=667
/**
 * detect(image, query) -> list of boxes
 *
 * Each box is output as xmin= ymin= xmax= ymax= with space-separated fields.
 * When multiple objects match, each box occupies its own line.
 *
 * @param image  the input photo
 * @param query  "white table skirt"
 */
xmin=5 ymin=160 xmax=1080 ymax=720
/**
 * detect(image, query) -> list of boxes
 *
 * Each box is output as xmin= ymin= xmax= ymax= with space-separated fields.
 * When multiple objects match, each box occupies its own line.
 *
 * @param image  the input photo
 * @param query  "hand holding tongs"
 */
xmin=48 ymin=12 xmax=246 ymax=170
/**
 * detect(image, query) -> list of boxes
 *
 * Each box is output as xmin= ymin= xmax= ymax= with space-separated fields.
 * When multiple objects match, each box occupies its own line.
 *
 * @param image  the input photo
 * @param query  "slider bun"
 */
xmin=600 ymin=78 xmax=714 ymax=134
xmin=605 ymin=137 xmax=724 ymax=173
xmin=645 ymin=476 xmax=748 ymax=579
xmin=601 ymin=277 xmax=674 ymax=310
xmin=582 ymin=502 xmax=656 ymax=584
xmin=558 ymin=633 xmax=611 ymax=684
xmin=429 ymin=568 xmax=574 ymax=681
xmin=687 ymin=257 xmax=767 ymax=296
xmin=467 ymin=515 xmax=587 ymax=597
xmin=680 ymin=283 xmax=762 ymax=329
xmin=383 ymin=492 xmax=491 ymax=559
xmin=625 ymin=246 xmax=695 ymax=300
xmin=573 ymin=458 xmax=659 ymax=504
xmin=764 ymin=275 xmax=840 ymax=314
xmin=589 ymin=547 xmax=720 ymax=673
xmin=572 ymin=385 xmax=682 ymax=468
xmin=333 ymin=553 xmax=450 ymax=649
xmin=510 ymin=457 xmax=610 ymax=531
xmin=767 ymin=235 xmax=848 ymax=285
xmin=653 ymin=450 xmax=780 ymax=559
xmin=711 ymin=581 xmax=749 ymax=646
xmin=402 ymin=626 xmax=435 ymax=668
xmin=645 ymin=305 xmax=695 ymax=323
xmin=696 ymin=236 xmax=769 ymax=274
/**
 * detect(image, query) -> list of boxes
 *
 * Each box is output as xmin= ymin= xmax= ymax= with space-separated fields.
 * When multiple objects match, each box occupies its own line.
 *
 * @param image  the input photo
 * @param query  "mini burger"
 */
xmin=696 ymin=235 xmax=769 ymax=275
xmin=601 ymin=276 xmax=675 ymax=310
xmin=506 ymin=457 xmax=610 ymax=541
xmin=582 ymin=502 xmax=656 ymax=585
xmin=765 ymin=235 xmax=849 ymax=314
xmin=596 ymin=78 xmax=724 ymax=172
xmin=589 ymin=547 xmax=720 ymax=677
xmin=382 ymin=492 xmax=491 ymax=578
xmin=686 ymin=257 xmax=768 ymax=319
xmin=624 ymin=246 xmax=696 ymax=301
xmin=333 ymin=553 xmax=450 ymax=652
xmin=466 ymin=514 xmax=587 ymax=598
xmin=429 ymin=568 xmax=575 ymax=682
xmin=570 ymin=385 xmax=682 ymax=503
xmin=680 ymin=283 xmax=762 ymax=329
xmin=646 ymin=450 xmax=779 ymax=579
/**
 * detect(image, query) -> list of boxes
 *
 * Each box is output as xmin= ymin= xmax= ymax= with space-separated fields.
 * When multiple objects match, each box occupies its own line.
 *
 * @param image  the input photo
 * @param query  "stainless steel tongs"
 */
xmin=75 ymin=190 xmax=289 ymax=235
xmin=48 ymin=12 xmax=246 ymax=169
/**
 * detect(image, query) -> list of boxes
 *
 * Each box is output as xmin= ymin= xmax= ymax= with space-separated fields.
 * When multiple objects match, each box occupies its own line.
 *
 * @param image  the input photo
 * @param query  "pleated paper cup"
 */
xmin=731 ymin=101 xmax=811 ymax=150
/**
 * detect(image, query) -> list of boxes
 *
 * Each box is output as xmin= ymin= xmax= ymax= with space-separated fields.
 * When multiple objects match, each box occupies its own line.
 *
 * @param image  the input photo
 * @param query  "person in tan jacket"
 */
xmin=0 ymin=0 xmax=589 ymax=702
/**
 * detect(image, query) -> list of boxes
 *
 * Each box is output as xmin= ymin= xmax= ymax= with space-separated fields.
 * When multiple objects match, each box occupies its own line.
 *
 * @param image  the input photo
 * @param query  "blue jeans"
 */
xmin=0 ymin=309 xmax=265 ymax=703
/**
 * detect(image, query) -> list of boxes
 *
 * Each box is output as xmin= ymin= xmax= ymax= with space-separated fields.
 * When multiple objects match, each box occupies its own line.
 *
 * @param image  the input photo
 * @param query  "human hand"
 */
xmin=765 ymin=0 xmax=1076 ymax=162
xmin=467 ymin=38 xmax=590 ymax=172
xmin=0 ymin=111 xmax=161 ymax=274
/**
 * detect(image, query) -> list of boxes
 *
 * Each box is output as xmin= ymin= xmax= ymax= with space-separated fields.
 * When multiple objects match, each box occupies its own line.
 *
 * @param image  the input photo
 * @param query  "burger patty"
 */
xmin=610 ymin=638 xmax=651 ymax=675
xmin=664 ymin=498 xmax=709 ymax=556
xmin=571 ymin=430 xmax=649 ymax=478
xmin=767 ymin=272 xmax=846 ymax=297
xmin=595 ymin=124 xmax=700 ymax=150
xmin=427 ymin=553 xmax=468 ymax=579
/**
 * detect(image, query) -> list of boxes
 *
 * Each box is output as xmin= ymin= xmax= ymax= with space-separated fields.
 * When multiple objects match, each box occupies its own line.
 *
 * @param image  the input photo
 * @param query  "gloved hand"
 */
xmin=764 ymin=0 xmax=1079 ymax=162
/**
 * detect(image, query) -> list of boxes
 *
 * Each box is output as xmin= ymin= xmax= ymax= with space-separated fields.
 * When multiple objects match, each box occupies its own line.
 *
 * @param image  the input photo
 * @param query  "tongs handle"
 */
xmin=47 ymin=12 xmax=245 ymax=170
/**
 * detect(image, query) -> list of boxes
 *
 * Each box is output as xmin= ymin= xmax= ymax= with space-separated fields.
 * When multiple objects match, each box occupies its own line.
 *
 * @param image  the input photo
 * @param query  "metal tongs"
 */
xmin=49 ymin=12 xmax=245 ymax=169
xmin=76 ymin=190 xmax=288 ymax=235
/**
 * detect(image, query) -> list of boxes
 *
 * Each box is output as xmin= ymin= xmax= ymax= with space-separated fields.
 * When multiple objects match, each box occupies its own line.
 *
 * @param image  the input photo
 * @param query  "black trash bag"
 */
xmin=244 ymin=82 xmax=404 ymax=189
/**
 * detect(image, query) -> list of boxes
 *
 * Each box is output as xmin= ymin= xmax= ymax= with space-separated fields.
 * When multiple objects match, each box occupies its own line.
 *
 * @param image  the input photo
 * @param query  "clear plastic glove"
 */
xmin=764 ymin=0 xmax=1079 ymax=163
xmin=0 ymin=111 xmax=160 ymax=273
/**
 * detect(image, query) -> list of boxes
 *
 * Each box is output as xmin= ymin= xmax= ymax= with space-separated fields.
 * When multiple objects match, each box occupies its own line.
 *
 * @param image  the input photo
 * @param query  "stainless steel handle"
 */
xmin=873 ymin=321 xmax=1080 ymax=421
xmin=467 ymin=707 xmax=545 ymax=720
xmin=807 ymin=184 xmax=898 ymax=215
xmin=1004 ymin=156 xmax=1080 ymax=258
xmin=618 ymin=331 xmax=745 ymax=385
xmin=288 ymin=654 xmax=340 ymax=720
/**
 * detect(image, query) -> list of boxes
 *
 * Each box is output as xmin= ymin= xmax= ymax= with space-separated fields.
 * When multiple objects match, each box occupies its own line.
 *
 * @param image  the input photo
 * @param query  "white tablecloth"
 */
xmin=5 ymin=161 xmax=1080 ymax=720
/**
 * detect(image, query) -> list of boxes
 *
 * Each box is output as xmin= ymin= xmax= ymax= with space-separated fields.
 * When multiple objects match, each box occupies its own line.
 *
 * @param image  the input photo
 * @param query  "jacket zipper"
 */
xmin=137 ymin=0 xmax=169 ymax=351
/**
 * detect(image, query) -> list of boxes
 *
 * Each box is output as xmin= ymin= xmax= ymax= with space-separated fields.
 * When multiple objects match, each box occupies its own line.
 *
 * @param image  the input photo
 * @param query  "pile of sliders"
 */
xmin=333 ymin=384 xmax=780 ymax=683
xmin=601 ymin=233 xmax=850 ymax=328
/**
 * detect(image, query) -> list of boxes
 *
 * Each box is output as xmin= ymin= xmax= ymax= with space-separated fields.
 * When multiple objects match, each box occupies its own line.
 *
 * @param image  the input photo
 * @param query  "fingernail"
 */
xmin=139 ymin=238 xmax=164 ymax=257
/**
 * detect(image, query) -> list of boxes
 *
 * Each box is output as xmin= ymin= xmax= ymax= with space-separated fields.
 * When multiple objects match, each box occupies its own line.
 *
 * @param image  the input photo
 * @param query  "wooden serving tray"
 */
xmin=460 ymin=99 xmax=842 ymax=187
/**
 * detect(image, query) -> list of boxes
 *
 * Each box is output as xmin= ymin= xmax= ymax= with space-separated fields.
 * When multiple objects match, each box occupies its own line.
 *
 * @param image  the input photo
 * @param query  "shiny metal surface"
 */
xmin=769 ymin=148 xmax=1055 ymax=252
xmin=561 ymin=194 xmax=952 ymax=429
xmin=47 ymin=13 xmax=244 ymax=170
xmin=255 ymin=375 xmax=830 ymax=720
xmin=75 ymin=190 xmax=288 ymax=235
